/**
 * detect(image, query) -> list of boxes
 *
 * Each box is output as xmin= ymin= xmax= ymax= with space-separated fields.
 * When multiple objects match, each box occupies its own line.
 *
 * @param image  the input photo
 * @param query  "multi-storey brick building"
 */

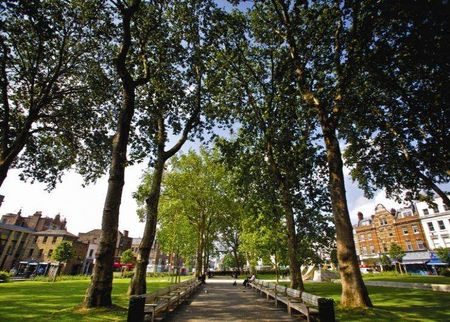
xmin=354 ymin=204 xmax=428 ymax=266
xmin=78 ymin=229 xmax=132 ymax=274
xmin=0 ymin=212 xmax=68 ymax=271
xmin=20 ymin=229 xmax=88 ymax=275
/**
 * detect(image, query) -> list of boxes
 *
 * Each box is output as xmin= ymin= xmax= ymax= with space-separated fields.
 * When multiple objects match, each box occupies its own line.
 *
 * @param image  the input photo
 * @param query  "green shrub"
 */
xmin=32 ymin=274 xmax=91 ymax=282
xmin=439 ymin=268 xmax=450 ymax=277
xmin=0 ymin=271 xmax=10 ymax=282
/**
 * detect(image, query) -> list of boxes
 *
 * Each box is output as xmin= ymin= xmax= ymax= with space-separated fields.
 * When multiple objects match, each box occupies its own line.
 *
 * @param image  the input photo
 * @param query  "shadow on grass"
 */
xmin=303 ymin=282 xmax=450 ymax=322
xmin=0 ymin=278 xmax=176 ymax=321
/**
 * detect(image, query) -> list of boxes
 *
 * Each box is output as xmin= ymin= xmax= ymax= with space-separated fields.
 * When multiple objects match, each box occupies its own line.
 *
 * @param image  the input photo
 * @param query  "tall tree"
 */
xmin=212 ymin=9 xmax=333 ymax=290
xmin=128 ymin=0 xmax=217 ymax=295
xmin=343 ymin=1 xmax=450 ymax=207
xmin=0 ymin=0 xmax=111 ymax=189
xmin=84 ymin=0 xmax=150 ymax=308
xmin=267 ymin=0 xmax=372 ymax=306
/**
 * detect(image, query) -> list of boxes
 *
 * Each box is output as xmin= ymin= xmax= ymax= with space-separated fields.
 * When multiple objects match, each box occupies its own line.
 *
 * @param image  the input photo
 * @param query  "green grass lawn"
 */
xmin=0 ymin=276 xmax=191 ymax=321
xmin=278 ymin=281 xmax=450 ymax=321
xmin=363 ymin=271 xmax=450 ymax=284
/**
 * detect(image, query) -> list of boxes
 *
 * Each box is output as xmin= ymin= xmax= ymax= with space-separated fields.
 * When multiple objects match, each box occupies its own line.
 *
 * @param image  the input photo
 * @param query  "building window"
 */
xmin=362 ymin=247 xmax=367 ymax=255
xmin=389 ymin=230 xmax=394 ymax=237
xmin=52 ymin=236 xmax=57 ymax=244
xmin=38 ymin=249 xmax=43 ymax=257
xmin=34 ymin=236 xmax=38 ymax=242
xmin=405 ymin=240 xmax=413 ymax=251
xmin=28 ymin=249 xmax=33 ymax=257
xmin=383 ymin=244 xmax=388 ymax=252
xmin=428 ymin=222 xmax=435 ymax=231
xmin=438 ymin=220 xmax=446 ymax=230
xmin=368 ymin=233 xmax=372 ymax=240
xmin=43 ymin=236 xmax=48 ymax=243
xmin=48 ymin=249 xmax=53 ymax=257
xmin=423 ymin=209 xmax=429 ymax=215
xmin=412 ymin=225 xmax=419 ymax=234
xmin=402 ymin=227 xmax=409 ymax=235
xmin=89 ymin=249 xmax=94 ymax=258
xmin=360 ymin=235 xmax=365 ymax=241
xmin=417 ymin=240 xmax=425 ymax=250
xmin=370 ymin=245 xmax=375 ymax=254
xmin=444 ymin=204 xmax=449 ymax=211
xmin=379 ymin=218 xmax=388 ymax=226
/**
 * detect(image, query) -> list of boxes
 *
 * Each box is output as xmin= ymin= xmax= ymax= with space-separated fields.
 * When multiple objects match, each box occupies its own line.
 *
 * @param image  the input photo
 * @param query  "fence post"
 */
xmin=127 ymin=295 xmax=146 ymax=322
xmin=318 ymin=297 xmax=335 ymax=322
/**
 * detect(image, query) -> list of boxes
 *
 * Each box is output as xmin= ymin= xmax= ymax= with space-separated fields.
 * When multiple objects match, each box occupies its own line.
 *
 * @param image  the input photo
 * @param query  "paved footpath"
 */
xmin=164 ymin=278 xmax=299 ymax=321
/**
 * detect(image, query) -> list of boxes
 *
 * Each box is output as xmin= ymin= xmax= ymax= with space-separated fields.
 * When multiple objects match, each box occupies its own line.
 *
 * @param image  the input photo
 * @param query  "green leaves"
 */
xmin=53 ymin=241 xmax=74 ymax=263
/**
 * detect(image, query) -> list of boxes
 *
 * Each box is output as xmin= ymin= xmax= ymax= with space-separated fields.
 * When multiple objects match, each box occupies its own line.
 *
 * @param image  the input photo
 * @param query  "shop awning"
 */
xmin=427 ymin=252 xmax=448 ymax=266
xmin=401 ymin=251 xmax=431 ymax=265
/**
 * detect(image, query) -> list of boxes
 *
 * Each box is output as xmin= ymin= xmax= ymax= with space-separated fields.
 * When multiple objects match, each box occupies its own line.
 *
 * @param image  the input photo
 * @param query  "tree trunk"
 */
xmin=275 ymin=251 xmax=279 ymax=284
xmin=128 ymin=159 xmax=164 ymax=295
xmin=266 ymin=143 xmax=304 ymax=290
xmin=83 ymin=0 xmax=146 ymax=307
xmin=0 ymin=163 xmax=9 ymax=187
xmin=84 ymin=88 xmax=135 ymax=307
xmin=195 ymin=220 xmax=205 ymax=277
xmin=282 ymin=198 xmax=303 ymax=290
xmin=320 ymin=123 xmax=372 ymax=308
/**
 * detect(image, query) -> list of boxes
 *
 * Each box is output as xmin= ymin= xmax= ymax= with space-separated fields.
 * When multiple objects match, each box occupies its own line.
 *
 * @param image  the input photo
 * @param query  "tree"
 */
xmin=210 ymin=8 xmax=334 ymax=290
xmin=264 ymin=0 xmax=373 ymax=307
xmin=52 ymin=241 xmax=74 ymax=281
xmin=389 ymin=243 xmax=406 ymax=274
xmin=380 ymin=254 xmax=392 ymax=271
xmin=146 ymin=148 xmax=229 ymax=279
xmin=435 ymin=247 xmax=450 ymax=265
xmin=128 ymin=0 xmax=218 ymax=296
xmin=156 ymin=197 xmax=197 ymax=283
xmin=343 ymin=1 xmax=450 ymax=207
xmin=120 ymin=249 xmax=135 ymax=265
xmin=0 ymin=0 xmax=112 ymax=189
xmin=84 ymin=0 xmax=150 ymax=308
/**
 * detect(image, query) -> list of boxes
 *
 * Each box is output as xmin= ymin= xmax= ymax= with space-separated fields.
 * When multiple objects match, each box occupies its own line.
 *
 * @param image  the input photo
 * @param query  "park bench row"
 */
xmin=127 ymin=278 xmax=201 ymax=322
xmin=249 ymin=279 xmax=335 ymax=322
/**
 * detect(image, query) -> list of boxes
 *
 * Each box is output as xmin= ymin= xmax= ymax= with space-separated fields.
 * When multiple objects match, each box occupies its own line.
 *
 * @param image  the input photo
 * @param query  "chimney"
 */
xmin=123 ymin=230 xmax=129 ymax=237
xmin=371 ymin=215 xmax=375 ymax=220
xmin=390 ymin=208 xmax=396 ymax=216
xmin=357 ymin=212 xmax=364 ymax=221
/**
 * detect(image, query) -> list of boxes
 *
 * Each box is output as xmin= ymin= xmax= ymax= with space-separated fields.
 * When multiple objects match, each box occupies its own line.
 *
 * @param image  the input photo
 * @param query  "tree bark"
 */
xmin=320 ymin=122 xmax=372 ymax=308
xmin=84 ymin=0 xmax=147 ymax=307
xmin=266 ymin=143 xmax=304 ymax=290
xmin=83 ymin=86 xmax=135 ymax=307
xmin=195 ymin=216 xmax=205 ymax=277
xmin=128 ymin=158 xmax=165 ymax=295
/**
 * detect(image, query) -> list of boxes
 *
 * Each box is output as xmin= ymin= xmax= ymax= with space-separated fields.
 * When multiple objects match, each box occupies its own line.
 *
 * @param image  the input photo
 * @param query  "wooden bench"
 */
xmin=249 ymin=280 xmax=335 ymax=322
xmin=127 ymin=278 xmax=201 ymax=322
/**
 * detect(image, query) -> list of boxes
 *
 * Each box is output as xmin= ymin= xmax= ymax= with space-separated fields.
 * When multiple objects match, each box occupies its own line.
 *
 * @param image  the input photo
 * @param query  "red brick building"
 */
xmin=354 ymin=204 xmax=428 ymax=265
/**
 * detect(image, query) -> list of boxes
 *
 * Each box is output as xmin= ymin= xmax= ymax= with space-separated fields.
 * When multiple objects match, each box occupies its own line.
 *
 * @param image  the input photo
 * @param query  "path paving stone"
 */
xmin=164 ymin=278 xmax=300 ymax=321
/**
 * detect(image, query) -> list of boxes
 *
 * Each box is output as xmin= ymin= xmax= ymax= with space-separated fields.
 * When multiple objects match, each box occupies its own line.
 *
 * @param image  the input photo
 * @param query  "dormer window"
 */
xmin=423 ymin=209 xmax=429 ymax=215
